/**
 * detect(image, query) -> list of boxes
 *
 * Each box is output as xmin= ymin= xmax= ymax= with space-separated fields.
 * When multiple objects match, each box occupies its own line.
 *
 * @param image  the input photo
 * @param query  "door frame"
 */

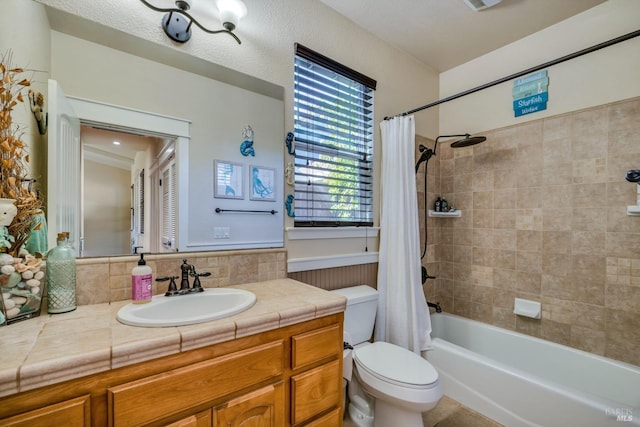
xmin=65 ymin=96 xmax=191 ymax=253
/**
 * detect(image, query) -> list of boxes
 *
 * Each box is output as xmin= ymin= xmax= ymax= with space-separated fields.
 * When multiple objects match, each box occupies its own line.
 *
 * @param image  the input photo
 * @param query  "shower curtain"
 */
xmin=375 ymin=115 xmax=432 ymax=353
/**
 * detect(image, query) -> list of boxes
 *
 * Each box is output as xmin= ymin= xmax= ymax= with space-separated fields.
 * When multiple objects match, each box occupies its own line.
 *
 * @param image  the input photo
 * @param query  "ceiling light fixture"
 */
xmin=463 ymin=0 xmax=502 ymax=12
xmin=139 ymin=0 xmax=247 ymax=44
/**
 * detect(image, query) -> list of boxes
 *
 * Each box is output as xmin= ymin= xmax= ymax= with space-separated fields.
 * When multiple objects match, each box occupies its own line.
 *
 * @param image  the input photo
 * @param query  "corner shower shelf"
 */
xmin=428 ymin=210 xmax=461 ymax=218
xmin=627 ymin=205 xmax=640 ymax=216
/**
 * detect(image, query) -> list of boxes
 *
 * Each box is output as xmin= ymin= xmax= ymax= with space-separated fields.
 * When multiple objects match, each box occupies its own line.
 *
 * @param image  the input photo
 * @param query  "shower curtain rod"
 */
xmin=384 ymin=28 xmax=640 ymax=120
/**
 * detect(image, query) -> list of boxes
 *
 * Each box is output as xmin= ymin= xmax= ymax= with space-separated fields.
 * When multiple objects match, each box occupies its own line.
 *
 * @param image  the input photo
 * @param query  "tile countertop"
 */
xmin=0 ymin=279 xmax=347 ymax=398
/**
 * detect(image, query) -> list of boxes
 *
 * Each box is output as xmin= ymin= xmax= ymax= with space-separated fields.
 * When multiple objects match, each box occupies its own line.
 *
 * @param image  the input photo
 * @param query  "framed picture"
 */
xmin=214 ymin=160 xmax=244 ymax=199
xmin=249 ymin=165 xmax=276 ymax=201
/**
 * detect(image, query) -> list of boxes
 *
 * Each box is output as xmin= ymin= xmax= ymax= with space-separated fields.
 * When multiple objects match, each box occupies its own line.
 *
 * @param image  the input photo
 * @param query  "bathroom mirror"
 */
xmin=80 ymin=125 xmax=169 ymax=257
xmin=28 ymin=5 xmax=286 ymax=258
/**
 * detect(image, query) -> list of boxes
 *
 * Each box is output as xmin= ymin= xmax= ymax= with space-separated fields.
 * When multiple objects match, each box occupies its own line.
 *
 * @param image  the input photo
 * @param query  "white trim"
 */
xmin=287 ymin=252 xmax=379 ymax=273
xmin=175 ymin=136 xmax=190 ymax=252
xmin=67 ymin=96 xmax=191 ymax=137
xmin=62 ymin=93 xmax=191 ymax=254
xmin=185 ymin=240 xmax=284 ymax=251
xmin=286 ymin=226 xmax=379 ymax=240
xmin=82 ymin=145 xmax=133 ymax=170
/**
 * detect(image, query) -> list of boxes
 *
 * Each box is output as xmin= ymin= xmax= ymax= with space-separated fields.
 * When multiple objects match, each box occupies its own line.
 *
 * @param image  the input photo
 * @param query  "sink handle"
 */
xmin=157 ymin=275 xmax=180 ymax=296
xmin=189 ymin=266 xmax=208 ymax=293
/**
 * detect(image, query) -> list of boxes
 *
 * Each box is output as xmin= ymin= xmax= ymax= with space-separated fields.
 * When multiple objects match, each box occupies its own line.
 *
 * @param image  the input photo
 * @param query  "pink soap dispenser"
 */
xmin=132 ymin=253 xmax=153 ymax=303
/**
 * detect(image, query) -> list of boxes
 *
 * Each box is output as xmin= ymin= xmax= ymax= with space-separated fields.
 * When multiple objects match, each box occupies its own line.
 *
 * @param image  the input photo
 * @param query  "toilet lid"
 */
xmin=353 ymin=341 xmax=438 ymax=386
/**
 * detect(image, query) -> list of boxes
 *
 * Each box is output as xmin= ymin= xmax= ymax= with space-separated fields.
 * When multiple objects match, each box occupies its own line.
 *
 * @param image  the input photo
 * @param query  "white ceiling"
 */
xmin=318 ymin=0 xmax=607 ymax=72
xmin=81 ymin=126 xmax=161 ymax=170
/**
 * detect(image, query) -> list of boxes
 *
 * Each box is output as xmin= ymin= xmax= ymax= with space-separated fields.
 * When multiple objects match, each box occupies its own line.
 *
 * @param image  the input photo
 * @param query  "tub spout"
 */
xmin=427 ymin=301 xmax=442 ymax=313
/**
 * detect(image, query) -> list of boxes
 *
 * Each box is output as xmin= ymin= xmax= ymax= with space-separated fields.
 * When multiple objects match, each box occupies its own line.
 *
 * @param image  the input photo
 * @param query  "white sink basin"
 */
xmin=116 ymin=288 xmax=256 ymax=327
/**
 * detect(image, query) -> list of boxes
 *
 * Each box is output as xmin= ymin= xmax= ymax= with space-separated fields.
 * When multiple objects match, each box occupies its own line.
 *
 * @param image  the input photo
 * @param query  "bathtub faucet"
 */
xmin=427 ymin=301 xmax=442 ymax=313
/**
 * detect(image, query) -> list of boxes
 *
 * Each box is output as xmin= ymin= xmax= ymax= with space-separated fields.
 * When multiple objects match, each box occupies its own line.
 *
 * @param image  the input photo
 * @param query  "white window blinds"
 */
xmin=293 ymin=44 xmax=376 ymax=227
xmin=160 ymin=157 xmax=176 ymax=250
xmin=138 ymin=169 xmax=145 ymax=235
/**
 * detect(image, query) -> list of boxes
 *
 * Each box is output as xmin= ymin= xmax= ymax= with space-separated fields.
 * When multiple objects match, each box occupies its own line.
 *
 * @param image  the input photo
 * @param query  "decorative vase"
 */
xmin=0 ymin=253 xmax=44 ymax=324
xmin=46 ymin=232 xmax=77 ymax=314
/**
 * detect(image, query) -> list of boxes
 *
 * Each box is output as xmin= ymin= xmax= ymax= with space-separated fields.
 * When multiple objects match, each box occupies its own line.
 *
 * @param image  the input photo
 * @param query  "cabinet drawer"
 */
xmin=108 ymin=340 xmax=283 ymax=426
xmin=291 ymin=324 xmax=341 ymax=370
xmin=0 ymin=394 xmax=90 ymax=427
xmin=291 ymin=360 xmax=341 ymax=425
xmin=301 ymin=408 xmax=342 ymax=426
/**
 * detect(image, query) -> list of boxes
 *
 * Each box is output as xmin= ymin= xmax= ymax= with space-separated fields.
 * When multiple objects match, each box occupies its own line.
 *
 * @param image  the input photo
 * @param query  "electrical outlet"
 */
xmin=214 ymin=227 xmax=230 ymax=239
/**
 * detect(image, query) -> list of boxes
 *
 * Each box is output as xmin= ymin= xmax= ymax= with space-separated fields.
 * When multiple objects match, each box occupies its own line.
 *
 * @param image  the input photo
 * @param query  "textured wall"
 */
xmin=425 ymin=96 xmax=640 ymax=367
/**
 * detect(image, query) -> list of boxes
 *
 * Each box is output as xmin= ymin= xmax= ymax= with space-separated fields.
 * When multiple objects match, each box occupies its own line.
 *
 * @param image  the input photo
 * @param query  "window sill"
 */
xmin=286 ymin=226 xmax=380 ymax=240
xmin=287 ymin=252 xmax=379 ymax=272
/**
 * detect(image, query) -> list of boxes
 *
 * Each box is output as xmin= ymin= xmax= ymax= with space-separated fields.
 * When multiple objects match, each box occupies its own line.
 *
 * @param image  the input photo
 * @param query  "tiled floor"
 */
xmin=343 ymin=395 xmax=504 ymax=427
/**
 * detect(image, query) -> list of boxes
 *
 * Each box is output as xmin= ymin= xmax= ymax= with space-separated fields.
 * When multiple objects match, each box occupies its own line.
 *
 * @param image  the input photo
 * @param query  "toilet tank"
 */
xmin=331 ymin=285 xmax=378 ymax=346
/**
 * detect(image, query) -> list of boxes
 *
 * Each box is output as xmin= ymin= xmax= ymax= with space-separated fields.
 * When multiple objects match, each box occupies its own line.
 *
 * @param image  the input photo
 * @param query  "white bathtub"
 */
xmin=426 ymin=313 xmax=640 ymax=427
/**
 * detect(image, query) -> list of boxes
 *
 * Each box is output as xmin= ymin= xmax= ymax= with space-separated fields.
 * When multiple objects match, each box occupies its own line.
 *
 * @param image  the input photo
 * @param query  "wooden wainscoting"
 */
xmin=288 ymin=263 xmax=378 ymax=291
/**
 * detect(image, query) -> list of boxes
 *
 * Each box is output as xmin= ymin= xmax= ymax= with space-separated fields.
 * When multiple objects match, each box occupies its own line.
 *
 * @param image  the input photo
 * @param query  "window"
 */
xmin=293 ymin=44 xmax=376 ymax=227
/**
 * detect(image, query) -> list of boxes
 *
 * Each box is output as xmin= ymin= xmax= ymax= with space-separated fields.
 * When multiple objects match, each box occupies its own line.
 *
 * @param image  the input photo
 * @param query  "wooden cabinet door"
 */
xmin=164 ymin=409 xmax=212 ymax=427
xmin=291 ymin=361 xmax=341 ymax=425
xmin=301 ymin=408 xmax=342 ymax=426
xmin=0 ymin=395 xmax=90 ymax=427
xmin=213 ymin=382 xmax=284 ymax=427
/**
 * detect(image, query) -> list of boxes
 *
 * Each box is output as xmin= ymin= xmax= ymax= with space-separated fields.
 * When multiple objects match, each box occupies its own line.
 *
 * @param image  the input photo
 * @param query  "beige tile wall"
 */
xmin=74 ymin=248 xmax=287 ymax=306
xmin=421 ymin=97 xmax=640 ymax=367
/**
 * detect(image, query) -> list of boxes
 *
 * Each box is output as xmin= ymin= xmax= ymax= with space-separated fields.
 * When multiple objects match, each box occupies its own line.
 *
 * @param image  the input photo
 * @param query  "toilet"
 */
xmin=333 ymin=285 xmax=442 ymax=427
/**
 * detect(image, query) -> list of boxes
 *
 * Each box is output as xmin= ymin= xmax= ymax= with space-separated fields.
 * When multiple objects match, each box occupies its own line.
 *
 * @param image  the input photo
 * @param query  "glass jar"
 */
xmin=46 ymin=232 xmax=77 ymax=313
xmin=0 ymin=253 xmax=45 ymax=324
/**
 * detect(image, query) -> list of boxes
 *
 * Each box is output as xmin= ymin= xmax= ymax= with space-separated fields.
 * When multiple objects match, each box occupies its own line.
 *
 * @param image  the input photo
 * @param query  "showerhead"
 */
xmin=414 ymin=134 xmax=486 ymax=173
xmin=450 ymin=134 xmax=487 ymax=148
xmin=415 ymin=144 xmax=433 ymax=173
xmin=626 ymin=169 xmax=640 ymax=183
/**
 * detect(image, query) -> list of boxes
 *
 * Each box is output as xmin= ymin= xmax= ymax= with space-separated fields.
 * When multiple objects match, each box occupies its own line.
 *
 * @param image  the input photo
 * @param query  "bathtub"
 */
xmin=426 ymin=313 xmax=639 ymax=427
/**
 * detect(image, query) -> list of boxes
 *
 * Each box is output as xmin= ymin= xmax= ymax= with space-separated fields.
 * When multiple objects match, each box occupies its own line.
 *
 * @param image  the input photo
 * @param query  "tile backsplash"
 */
xmin=74 ymin=248 xmax=287 ymax=305
xmin=420 ymin=96 xmax=640 ymax=367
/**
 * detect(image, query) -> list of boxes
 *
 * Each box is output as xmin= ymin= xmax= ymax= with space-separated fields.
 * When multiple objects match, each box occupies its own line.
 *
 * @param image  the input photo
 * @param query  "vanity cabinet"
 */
xmin=165 ymin=410 xmax=211 ymax=427
xmin=290 ymin=324 xmax=343 ymax=425
xmin=107 ymin=341 xmax=284 ymax=425
xmin=213 ymin=382 xmax=284 ymax=426
xmin=165 ymin=383 xmax=284 ymax=427
xmin=0 ymin=395 xmax=91 ymax=427
xmin=0 ymin=313 xmax=343 ymax=427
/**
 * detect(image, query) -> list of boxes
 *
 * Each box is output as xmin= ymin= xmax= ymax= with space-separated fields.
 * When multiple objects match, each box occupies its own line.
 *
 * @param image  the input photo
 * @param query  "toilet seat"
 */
xmin=353 ymin=341 xmax=439 ymax=389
